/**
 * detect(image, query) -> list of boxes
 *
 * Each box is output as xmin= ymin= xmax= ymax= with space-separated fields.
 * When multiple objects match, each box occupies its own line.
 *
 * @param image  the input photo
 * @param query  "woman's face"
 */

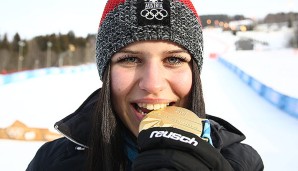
xmin=110 ymin=40 xmax=193 ymax=136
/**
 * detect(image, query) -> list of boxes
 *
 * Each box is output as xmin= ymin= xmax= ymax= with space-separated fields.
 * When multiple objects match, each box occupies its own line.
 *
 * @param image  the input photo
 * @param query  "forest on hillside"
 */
xmin=0 ymin=31 xmax=96 ymax=74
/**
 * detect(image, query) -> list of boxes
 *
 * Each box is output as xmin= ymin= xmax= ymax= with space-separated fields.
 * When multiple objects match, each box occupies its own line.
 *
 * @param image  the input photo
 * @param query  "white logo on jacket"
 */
xmin=150 ymin=130 xmax=198 ymax=146
xmin=141 ymin=0 xmax=168 ymax=20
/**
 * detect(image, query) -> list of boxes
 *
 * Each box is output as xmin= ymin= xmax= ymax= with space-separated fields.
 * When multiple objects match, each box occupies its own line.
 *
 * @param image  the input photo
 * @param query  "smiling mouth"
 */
xmin=133 ymin=102 xmax=175 ymax=115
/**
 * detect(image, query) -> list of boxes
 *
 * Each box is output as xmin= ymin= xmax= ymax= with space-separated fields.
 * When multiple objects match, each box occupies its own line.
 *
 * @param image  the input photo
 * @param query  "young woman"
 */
xmin=27 ymin=0 xmax=264 ymax=170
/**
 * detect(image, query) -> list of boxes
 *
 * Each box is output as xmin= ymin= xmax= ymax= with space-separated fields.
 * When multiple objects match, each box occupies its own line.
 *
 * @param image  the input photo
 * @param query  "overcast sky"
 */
xmin=1 ymin=0 xmax=297 ymax=40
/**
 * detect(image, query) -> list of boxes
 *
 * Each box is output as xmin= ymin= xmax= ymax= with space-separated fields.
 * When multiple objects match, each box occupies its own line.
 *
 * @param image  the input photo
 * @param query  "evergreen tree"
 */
xmin=75 ymin=37 xmax=86 ymax=47
xmin=48 ymin=34 xmax=59 ymax=53
xmin=59 ymin=33 xmax=70 ymax=52
xmin=0 ymin=34 xmax=10 ymax=50
xmin=67 ymin=31 xmax=76 ymax=45
xmin=35 ymin=36 xmax=46 ymax=51
xmin=11 ymin=33 xmax=21 ymax=52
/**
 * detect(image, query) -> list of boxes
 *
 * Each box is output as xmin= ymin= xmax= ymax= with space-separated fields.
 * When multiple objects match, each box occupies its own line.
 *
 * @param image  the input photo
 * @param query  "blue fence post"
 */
xmin=218 ymin=56 xmax=298 ymax=119
xmin=0 ymin=64 xmax=96 ymax=86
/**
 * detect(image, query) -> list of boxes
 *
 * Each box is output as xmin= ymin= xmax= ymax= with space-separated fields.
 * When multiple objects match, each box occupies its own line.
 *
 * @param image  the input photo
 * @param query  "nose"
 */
xmin=138 ymin=62 xmax=166 ymax=94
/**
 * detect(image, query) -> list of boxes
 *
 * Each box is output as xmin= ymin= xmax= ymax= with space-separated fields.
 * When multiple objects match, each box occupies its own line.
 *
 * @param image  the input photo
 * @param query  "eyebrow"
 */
xmin=164 ymin=49 xmax=188 ymax=54
xmin=118 ymin=49 xmax=188 ymax=54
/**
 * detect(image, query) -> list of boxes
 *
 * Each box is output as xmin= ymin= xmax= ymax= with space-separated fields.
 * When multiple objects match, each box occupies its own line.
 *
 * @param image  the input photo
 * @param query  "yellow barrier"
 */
xmin=0 ymin=120 xmax=61 ymax=141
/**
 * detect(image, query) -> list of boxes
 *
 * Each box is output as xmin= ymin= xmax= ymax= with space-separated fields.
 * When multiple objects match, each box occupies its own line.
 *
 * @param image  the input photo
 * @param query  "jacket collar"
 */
xmin=54 ymin=89 xmax=100 ymax=148
xmin=207 ymin=115 xmax=246 ymax=149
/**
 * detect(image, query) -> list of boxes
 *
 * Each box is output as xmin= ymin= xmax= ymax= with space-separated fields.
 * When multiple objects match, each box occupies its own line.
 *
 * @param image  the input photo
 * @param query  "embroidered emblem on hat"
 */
xmin=141 ymin=0 xmax=168 ymax=20
xmin=136 ymin=0 xmax=170 ymax=26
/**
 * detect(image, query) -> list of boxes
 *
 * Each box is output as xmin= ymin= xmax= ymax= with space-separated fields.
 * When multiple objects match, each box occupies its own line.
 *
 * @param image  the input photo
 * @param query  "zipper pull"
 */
xmin=75 ymin=146 xmax=85 ymax=151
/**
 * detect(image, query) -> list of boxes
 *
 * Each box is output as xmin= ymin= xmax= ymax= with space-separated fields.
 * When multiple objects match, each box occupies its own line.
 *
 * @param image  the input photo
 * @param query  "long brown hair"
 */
xmin=87 ymin=64 xmax=126 ymax=171
xmin=191 ymin=61 xmax=206 ymax=118
xmin=87 ymin=61 xmax=205 ymax=170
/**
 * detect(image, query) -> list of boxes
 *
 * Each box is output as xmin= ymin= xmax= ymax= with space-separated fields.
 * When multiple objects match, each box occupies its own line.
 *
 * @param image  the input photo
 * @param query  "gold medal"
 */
xmin=139 ymin=106 xmax=204 ymax=137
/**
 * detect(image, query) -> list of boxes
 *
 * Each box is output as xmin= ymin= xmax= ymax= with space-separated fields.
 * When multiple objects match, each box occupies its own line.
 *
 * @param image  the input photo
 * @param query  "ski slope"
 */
xmin=0 ymin=69 xmax=101 ymax=171
xmin=1 ymin=28 xmax=298 ymax=170
xmin=202 ymin=28 xmax=298 ymax=171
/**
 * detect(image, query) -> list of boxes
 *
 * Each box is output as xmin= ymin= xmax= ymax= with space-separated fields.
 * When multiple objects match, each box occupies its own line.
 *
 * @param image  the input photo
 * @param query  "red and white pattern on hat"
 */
xmin=99 ymin=0 xmax=201 ymax=26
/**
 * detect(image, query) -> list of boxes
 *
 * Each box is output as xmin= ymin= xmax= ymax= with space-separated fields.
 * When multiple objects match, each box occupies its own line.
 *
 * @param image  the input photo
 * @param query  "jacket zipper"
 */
xmin=54 ymin=124 xmax=89 ymax=149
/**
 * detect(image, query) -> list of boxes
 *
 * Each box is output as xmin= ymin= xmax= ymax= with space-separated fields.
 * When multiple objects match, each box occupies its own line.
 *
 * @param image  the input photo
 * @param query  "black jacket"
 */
xmin=26 ymin=89 xmax=264 ymax=171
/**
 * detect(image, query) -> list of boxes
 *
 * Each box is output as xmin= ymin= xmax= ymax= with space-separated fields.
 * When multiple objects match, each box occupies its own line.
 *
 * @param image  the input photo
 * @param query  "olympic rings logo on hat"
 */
xmin=140 ymin=8 xmax=168 ymax=20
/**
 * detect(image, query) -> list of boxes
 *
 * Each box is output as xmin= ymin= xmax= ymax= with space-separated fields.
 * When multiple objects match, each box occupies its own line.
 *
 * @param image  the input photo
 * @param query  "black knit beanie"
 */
xmin=96 ymin=0 xmax=203 ymax=80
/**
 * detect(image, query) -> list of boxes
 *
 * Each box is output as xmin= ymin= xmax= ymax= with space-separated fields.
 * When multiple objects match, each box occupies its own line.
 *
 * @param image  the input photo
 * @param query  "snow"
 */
xmin=202 ymin=58 xmax=298 ymax=171
xmin=202 ymin=28 xmax=298 ymax=171
xmin=1 ymin=28 xmax=298 ymax=170
xmin=0 ymin=70 xmax=101 ymax=130
xmin=204 ymin=28 xmax=298 ymax=98
xmin=221 ymin=49 xmax=298 ymax=98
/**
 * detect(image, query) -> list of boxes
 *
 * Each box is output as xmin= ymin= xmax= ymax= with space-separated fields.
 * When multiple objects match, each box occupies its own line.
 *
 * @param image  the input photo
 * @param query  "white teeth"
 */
xmin=153 ymin=104 xmax=161 ymax=110
xmin=147 ymin=104 xmax=154 ymax=110
xmin=140 ymin=110 xmax=146 ymax=116
xmin=137 ymin=103 xmax=170 ymax=110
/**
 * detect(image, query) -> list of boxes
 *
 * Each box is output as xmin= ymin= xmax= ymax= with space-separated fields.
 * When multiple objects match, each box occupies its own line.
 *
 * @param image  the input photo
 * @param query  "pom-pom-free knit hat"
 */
xmin=96 ymin=0 xmax=203 ymax=80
